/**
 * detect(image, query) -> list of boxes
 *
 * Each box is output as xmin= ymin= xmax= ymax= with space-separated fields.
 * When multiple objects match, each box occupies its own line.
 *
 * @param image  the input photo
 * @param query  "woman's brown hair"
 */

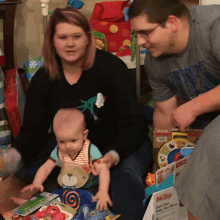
xmin=43 ymin=7 xmax=96 ymax=79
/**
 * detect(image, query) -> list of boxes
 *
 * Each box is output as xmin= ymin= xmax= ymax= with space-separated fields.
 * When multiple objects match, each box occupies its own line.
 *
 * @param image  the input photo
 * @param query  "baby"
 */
xmin=11 ymin=108 xmax=112 ymax=211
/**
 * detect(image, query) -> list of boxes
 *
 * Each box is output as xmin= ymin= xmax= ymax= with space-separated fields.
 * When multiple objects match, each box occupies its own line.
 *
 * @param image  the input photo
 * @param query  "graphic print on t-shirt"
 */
xmin=77 ymin=93 xmax=106 ymax=120
xmin=169 ymin=61 xmax=220 ymax=101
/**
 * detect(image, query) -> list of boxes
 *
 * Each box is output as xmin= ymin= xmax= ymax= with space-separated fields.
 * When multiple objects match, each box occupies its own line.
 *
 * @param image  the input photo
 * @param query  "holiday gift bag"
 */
xmin=5 ymin=69 xmax=26 ymax=138
xmin=90 ymin=1 xmax=131 ymax=53
xmin=24 ymin=56 xmax=44 ymax=85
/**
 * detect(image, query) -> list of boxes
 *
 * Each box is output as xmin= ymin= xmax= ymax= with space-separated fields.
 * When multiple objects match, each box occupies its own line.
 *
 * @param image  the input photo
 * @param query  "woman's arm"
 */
xmin=102 ymin=52 xmax=150 ymax=161
xmin=13 ymin=68 xmax=53 ymax=164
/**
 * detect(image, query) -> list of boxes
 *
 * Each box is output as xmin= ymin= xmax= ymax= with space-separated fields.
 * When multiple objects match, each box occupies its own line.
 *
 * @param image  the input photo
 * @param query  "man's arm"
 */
xmin=154 ymin=95 xmax=178 ymax=130
xmin=172 ymin=85 xmax=220 ymax=131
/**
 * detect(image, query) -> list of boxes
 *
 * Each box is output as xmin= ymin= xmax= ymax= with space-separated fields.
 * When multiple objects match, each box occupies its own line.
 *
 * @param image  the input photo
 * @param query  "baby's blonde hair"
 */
xmin=53 ymin=108 xmax=86 ymax=135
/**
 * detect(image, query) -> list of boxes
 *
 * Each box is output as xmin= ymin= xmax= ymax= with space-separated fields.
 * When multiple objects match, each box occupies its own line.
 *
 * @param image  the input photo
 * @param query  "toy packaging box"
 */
xmin=153 ymin=128 xmax=202 ymax=149
xmin=142 ymin=129 xmax=203 ymax=220
xmin=153 ymin=128 xmax=202 ymax=172
xmin=143 ymin=158 xmax=190 ymax=220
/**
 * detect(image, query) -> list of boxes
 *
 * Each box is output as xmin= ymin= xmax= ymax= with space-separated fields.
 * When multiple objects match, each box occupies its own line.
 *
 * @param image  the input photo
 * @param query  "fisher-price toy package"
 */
xmin=142 ymin=131 xmax=197 ymax=220
xmin=152 ymin=128 xmax=202 ymax=172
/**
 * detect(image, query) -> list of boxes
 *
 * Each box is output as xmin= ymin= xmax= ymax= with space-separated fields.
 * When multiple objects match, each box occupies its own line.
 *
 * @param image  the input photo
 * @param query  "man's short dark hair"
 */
xmin=128 ymin=0 xmax=189 ymax=24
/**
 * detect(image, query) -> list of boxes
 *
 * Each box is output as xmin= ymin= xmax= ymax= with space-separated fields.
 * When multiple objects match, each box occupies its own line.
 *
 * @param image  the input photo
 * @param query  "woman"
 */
xmin=5 ymin=8 xmax=152 ymax=219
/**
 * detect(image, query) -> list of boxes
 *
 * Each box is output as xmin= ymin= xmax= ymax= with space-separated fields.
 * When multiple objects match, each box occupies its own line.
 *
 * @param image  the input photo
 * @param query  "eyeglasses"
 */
xmin=131 ymin=22 xmax=163 ymax=39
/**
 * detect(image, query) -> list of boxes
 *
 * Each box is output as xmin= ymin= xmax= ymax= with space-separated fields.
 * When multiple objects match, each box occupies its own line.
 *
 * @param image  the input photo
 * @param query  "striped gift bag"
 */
xmin=0 ymin=80 xmax=11 ymax=144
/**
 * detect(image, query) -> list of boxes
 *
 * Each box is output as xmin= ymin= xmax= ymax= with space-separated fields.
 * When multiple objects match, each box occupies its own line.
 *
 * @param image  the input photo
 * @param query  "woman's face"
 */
xmin=53 ymin=22 xmax=89 ymax=66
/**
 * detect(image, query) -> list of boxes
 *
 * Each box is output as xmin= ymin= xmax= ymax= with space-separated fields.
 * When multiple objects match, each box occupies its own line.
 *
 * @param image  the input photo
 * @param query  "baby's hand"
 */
xmin=93 ymin=190 xmax=113 ymax=211
xmin=21 ymin=183 xmax=44 ymax=194
xmin=10 ymin=197 xmax=28 ymax=205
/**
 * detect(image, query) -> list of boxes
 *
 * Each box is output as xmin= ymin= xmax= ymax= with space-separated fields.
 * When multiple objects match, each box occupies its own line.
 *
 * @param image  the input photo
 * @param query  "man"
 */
xmin=128 ymin=0 xmax=220 ymax=219
xmin=129 ymin=0 xmax=220 ymax=132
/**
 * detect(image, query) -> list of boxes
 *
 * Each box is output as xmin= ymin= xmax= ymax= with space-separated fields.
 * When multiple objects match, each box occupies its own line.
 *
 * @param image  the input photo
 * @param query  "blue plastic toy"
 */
xmin=180 ymin=147 xmax=194 ymax=158
xmin=67 ymin=0 xmax=84 ymax=9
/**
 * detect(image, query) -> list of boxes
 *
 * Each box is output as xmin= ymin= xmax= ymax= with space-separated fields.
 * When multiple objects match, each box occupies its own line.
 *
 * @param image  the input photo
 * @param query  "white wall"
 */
xmin=200 ymin=0 xmax=220 ymax=5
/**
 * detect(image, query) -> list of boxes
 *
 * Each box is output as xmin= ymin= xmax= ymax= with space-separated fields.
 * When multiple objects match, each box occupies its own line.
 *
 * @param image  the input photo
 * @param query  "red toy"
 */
xmin=34 ymin=205 xmax=65 ymax=220
xmin=145 ymin=173 xmax=156 ymax=187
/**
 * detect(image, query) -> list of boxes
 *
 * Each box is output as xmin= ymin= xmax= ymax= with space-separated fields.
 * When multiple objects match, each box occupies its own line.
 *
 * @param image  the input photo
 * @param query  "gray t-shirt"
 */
xmin=145 ymin=5 xmax=220 ymax=102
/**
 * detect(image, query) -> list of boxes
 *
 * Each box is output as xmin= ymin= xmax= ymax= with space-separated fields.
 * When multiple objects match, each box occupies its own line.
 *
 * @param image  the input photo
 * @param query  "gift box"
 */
xmin=0 ymin=48 xmax=5 ymax=68
xmin=0 ymin=80 xmax=11 ymax=144
xmin=5 ymin=69 xmax=26 ymax=138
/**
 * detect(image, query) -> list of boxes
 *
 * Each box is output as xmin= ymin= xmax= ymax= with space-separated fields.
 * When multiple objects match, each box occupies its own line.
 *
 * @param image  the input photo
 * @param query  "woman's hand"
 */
xmin=92 ymin=190 xmax=113 ymax=211
xmin=90 ymin=154 xmax=116 ymax=176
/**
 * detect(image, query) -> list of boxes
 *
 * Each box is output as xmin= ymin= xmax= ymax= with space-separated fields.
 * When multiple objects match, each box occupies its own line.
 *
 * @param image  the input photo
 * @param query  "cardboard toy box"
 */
xmin=152 ymin=128 xmax=203 ymax=172
xmin=143 ymin=152 xmax=193 ymax=219
xmin=153 ymin=128 xmax=202 ymax=149
xmin=143 ymin=186 xmax=188 ymax=220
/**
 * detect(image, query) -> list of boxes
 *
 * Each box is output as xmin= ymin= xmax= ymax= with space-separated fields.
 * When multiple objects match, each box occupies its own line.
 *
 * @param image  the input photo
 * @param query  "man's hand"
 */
xmin=92 ymin=190 xmax=113 ymax=211
xmin=171 ymin=101 xmax=197 ymax=132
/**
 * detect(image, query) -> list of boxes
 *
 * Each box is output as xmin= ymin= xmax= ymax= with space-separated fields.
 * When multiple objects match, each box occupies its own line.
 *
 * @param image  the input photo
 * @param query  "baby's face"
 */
xmin=55 ymin=125 xmax=87 ymax=157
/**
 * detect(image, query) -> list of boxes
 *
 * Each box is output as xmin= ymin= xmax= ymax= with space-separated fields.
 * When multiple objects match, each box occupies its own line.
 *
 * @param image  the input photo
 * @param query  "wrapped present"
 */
xmin=5 ymin=69 xmax=26 ymax=138
xmin=0 ymin=144 xmax=11 ymax=182
xmin=0 ymin=48 xmax=5 ymax=68
xmin=90 ymin=1 xmax=131 ymax=53
xmin=0 ymin=80 xmax=11 ymax=144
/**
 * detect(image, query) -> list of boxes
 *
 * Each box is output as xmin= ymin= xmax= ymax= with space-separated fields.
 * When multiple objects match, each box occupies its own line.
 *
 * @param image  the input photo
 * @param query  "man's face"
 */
xmin=130 ymin=14 xmax=175 ymax=58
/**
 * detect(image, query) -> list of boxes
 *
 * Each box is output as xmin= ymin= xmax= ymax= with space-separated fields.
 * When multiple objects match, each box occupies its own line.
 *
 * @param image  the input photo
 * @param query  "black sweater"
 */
xmin=14 ymin=49 xmax=150 ymax=164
